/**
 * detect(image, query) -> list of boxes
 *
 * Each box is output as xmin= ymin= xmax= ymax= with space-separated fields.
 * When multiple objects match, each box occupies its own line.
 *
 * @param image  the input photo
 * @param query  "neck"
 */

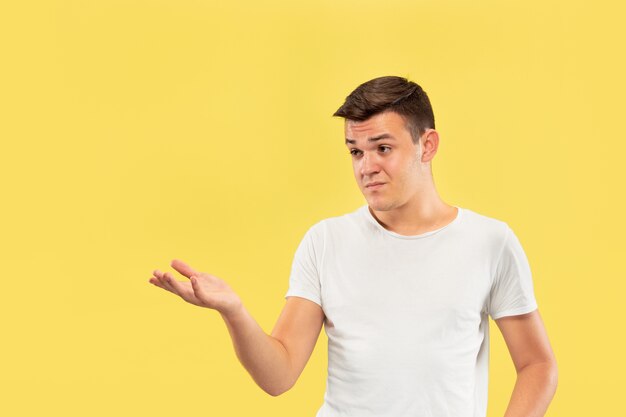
xmin=368 ymin=184 xmax=457 ymax=236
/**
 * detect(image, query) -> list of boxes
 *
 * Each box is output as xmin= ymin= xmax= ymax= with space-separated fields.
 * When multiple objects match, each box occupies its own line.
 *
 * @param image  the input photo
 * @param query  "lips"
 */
xmin=366 ymin=182 xmax=385 ymax=187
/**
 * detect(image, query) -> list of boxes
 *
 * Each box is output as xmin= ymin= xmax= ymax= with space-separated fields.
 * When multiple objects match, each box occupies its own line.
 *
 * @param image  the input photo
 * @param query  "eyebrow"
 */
xmin=345 ymin=133 xmax=395 ymax=145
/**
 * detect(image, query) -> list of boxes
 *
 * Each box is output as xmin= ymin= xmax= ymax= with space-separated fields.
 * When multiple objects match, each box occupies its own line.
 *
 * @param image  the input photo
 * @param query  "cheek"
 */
xmin=352 ymin=162 xmax=361 ymax=177
xmin=396 ymin=160 xmax=417 ymax=183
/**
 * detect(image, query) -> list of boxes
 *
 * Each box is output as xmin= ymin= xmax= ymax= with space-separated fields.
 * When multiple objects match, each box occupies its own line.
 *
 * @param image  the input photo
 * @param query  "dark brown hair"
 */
xmin=332 ymin=76 xmax=435 ymax=144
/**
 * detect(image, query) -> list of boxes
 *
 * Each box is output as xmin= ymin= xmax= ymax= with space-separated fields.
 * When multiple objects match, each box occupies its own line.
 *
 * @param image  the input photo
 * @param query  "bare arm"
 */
xmin=149 ymin=260 xmax=324 ymax=396
xmin=222 ymin=296 xmax=324 ymax=396
xmin=495 ymin=310 xmax=558 ymax=417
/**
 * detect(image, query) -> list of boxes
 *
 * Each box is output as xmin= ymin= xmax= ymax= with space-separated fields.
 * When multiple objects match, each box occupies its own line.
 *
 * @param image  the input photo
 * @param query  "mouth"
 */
xmin=365 ymin=182 xmax=386 ymax=190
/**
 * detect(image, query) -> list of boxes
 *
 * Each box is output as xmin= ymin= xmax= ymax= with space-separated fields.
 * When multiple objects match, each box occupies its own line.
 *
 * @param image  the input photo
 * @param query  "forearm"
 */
xmin=503 ymin=361 xmax=558 ymax=417
xmin=220 ymin=306 xmax=293 ymax=396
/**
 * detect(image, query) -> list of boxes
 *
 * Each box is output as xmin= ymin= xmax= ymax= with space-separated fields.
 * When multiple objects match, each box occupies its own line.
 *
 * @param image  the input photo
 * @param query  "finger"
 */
xmin=153 ymin=269 xmax=167 ymax=286
xmin=190 ymin=276 xmax=203 ymax=296
xmin=154 ymin=270 xmax=179 ymax=294
xmin=156 ymin=271 xmax=176 ymax=292
xmin=149 ymin=277 xmax=165 ymax=289
xmin=149 ymin=276 xmax=174 ymax=294
xmin=170 ymin=259 xmax=201 ymax=279
xmin=162 ymin=272 xmax=180 ymax=293
xmin=165 ymin=272 xmax=186 ymax=293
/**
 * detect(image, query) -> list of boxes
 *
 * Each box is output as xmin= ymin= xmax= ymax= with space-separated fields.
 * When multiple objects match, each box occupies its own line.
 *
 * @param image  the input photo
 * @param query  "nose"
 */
xmin=359 ymin=151 xmax=381 ymax=177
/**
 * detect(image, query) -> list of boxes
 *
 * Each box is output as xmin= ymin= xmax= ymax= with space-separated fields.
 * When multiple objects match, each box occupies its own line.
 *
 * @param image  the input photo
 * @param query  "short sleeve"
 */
xmin=284 ymin=223 xmax=323 ymax=307
xmin=488 ymin=225 xmax=538 ymax=320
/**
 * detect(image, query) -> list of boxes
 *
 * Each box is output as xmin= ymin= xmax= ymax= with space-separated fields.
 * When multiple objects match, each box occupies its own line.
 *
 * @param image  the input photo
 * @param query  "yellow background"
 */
xmin=1 ymin=0 xmax=624 ymax=415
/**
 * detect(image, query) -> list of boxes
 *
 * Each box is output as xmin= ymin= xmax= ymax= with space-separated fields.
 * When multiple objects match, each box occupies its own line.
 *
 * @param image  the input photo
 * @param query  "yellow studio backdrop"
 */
xmin=1 ymin=0 xmax=624 ymax=415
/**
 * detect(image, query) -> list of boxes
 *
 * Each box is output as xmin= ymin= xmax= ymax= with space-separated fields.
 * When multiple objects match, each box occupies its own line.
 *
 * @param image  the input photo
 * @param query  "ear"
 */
xmin=420 ymin=129 xmax=439 ymax=163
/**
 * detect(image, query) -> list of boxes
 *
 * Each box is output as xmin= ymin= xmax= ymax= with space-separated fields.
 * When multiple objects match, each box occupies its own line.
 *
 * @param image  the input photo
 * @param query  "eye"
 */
xmin=349 ymin=149 xmax=362 ymax=156
xmin=379 ymin=145 xmax=391 ymax=153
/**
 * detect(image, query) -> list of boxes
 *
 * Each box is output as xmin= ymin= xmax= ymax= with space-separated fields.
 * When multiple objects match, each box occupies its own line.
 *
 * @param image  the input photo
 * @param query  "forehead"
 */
xmin=344 ymin=111 xmax=407 ymax=137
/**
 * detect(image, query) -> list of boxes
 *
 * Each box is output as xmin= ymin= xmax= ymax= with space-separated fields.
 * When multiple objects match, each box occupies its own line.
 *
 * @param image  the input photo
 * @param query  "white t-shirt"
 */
xmin=284 ymin=204 xmax=538 ymax=417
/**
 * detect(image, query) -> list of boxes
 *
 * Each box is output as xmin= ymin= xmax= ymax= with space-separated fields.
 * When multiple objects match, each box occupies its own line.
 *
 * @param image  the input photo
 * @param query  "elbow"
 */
xmin=526 ymin=360 xmax=559 ymax=394
xmin=542 ymin=358 xmax=559 ymax=387
xmin=265 ymin=384 xmax=292 ymax=397
xmin=266 ymin=389 xmax=283 ymax=397
xmin=544 ymin=361 xmax=559 ymax=403
xmin=549 ymin=360 xmax=559 ymax=391
xmin=263 ymin=378 xmax=296 ymax=397
xmin=517 ymin=359 xmax=559 ymax=390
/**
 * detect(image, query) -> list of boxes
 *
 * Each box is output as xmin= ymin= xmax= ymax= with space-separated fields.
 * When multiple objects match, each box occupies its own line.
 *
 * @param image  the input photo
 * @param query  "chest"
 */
xmin=319 ymin=236 xmax=493 ymax=337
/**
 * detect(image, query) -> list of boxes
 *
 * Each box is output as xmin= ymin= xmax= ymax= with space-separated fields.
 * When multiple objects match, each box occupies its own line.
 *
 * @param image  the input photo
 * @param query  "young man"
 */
xmin=149 ymin=76 xmax=558 ymax=417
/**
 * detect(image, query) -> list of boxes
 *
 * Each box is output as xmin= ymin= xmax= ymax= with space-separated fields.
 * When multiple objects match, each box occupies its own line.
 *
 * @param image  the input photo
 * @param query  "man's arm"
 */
xmin=222 ymin=296 xmax=325 ymax=396
xmin=149 ymin=260 xmax=325 ymax=397
xmin=495 ymin=309 xmax=558 ymax=417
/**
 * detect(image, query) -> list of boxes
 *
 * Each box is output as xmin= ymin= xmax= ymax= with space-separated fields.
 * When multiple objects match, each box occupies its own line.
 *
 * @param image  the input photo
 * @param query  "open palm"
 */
xmin=149 ymin=259 xmax=242 ymax=317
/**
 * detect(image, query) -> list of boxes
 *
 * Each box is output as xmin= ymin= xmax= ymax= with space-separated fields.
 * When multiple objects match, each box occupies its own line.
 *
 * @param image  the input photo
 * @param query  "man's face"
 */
xmin=344 ymin=110 xmax=426 ymax=212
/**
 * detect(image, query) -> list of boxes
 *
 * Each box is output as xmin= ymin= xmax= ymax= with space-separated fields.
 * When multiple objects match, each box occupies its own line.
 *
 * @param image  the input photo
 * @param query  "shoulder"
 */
xmin=459 ymin=207 xmax=511 ymax=248
xmin=461 ymin=206 xmax=508 ymax=229
xmin=301 ymin=205 xmax=365 ymax=242
xmin=311 ymin=205 xmax=364 ymax=229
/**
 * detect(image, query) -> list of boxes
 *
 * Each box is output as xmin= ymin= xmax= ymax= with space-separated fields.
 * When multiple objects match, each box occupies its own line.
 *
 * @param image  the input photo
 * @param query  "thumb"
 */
xmin=190 ymin=275 xmax=203 ymax=293
xmin=171 ymin=259 xmax=200 ymax=279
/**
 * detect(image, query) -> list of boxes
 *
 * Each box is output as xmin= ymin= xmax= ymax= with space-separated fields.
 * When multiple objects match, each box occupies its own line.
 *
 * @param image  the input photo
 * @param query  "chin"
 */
xmin=365 ymin=198 xmax=395 ymax=212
